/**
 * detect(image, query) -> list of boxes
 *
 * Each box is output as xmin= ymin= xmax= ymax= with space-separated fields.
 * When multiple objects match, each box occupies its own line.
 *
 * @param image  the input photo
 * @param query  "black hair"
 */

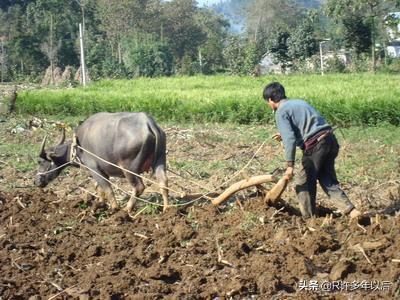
xmin=263 ymin=82 xmax=286 ymax=102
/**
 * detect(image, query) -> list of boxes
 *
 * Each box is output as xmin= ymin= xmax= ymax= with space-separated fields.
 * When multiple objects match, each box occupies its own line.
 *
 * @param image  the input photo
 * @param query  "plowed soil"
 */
xmin=0 ymin=119 xmax=399 ymax=299
xmin=1 ymin=189 xmax=399 ymax=299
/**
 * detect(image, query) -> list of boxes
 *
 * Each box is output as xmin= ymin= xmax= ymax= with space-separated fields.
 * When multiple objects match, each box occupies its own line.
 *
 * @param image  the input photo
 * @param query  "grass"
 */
xmin=240 ymin=212 xmax=260 ymax=231
xmin=336 ymin=125 xmax=400 ymax=184
xmin=16 ymin=73 xmax=400 ymax=126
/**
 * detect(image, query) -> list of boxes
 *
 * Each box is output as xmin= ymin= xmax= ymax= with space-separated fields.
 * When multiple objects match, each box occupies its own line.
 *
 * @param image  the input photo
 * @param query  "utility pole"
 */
xmin=198 ymin=49 xmax=203 ymax=74
xmin=76 ymin=0 xmax=88 ymax=86
xmin=50 ymin=13 xmax=54 ymax=84
xmin=319 ymin=39 xmax=330 ymax=75
xmin=0 ymin=38 xmax=5 ymax=83
xmin=79 ymin=23 xmax=86 ymax=86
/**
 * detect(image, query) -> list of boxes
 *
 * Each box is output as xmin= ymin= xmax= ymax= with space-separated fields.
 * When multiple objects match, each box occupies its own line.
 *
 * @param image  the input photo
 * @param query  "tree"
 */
xmin=342 ymin=13 xmax=372 ymax=55
xmin=123 ymin=35 xmax=173 ymax=77
xmin=0 ymin=4 xmax=47 ymax=79
xmin=288 ymin=13 xmax=318 ymax=61
xmin=223 ymin=35 xmax=265 ymax=75
xmin=245 ymin=0 xmax=315 ymax=72
xmin=0 ymin=0 xmax=34 ymax=10
xmin=223 ymin=36 xmax=246 ymax=74
xmin=96 ymin=0 xmax=154 ymax=64
xmin=265 ymin=28 xmax=291 ymax=71
xmin=325 ymin=0 xmax=400 ymax=72
xmin=195 ymin=8 xmax=229 ymax=74
xmin=162 ymin=0 xmax=206 ymax=73
xmin=22 ymin=0 xmax=81 ymax=75
xmin=246 ymin=0 xmax=302 ymax=42
xmin=39 ymin=13 xmax=61 ymax=84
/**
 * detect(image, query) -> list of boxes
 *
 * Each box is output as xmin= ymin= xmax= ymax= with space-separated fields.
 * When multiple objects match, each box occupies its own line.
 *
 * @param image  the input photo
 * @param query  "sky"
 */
xmin=196 ymin=0 xmax=223 ymax=7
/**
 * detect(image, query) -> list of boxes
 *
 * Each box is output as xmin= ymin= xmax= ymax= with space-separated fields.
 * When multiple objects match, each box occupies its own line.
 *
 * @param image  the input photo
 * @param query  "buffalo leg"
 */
xmin=92 ymin=173 xmax=118 ymax=211
xmin=154 ymin=165 xmax=168 ymax=212
xmin=124 ymin=171 xmax=145 ymax=213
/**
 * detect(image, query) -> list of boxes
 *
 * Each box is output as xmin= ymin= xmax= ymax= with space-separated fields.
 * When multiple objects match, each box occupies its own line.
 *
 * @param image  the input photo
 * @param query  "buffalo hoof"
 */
xmin=92 ymin=201 xmax=108 ymax=212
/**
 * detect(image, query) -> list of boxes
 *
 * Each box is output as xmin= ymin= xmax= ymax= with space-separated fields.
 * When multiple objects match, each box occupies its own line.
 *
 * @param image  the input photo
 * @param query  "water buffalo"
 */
xmin=35 ymin=112 xmax=168 ymax=212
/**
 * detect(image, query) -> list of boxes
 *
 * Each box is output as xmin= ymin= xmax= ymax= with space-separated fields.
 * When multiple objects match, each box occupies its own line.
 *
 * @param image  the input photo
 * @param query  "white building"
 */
xmin=387 ymin=41 xmax=400 ymax=58
xmin=386 ymin=12 xmax=400 ymax=58
xmin=259 ymin=53 xmax=283 ymax=74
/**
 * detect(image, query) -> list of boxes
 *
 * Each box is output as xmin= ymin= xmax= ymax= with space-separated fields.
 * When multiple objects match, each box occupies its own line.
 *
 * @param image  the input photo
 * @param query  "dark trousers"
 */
xmin=295 ymin=134 xmax=354 ymax=218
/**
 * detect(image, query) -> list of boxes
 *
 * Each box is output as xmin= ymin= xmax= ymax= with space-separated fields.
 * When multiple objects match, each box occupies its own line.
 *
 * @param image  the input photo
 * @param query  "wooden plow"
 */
xmin=170 ymin=174 xmax=289 ymax=207
xmin=210 ymin=174 xmax=289 ymax=206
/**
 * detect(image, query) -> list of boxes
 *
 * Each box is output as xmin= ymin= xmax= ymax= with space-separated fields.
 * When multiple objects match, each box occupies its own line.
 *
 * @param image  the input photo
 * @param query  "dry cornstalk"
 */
xmin=133 ymin=232 xmax=149 ymax=239
xmin=215 ymin=238 xmax=223 ymax=262
xmin=374 ymin=214 xmax=381 ymax=226
xmin=48 ymin=281 xmax=63 ymax=291
xmin=356 ymin=244 xmax=373 ymax=264
xmin=219 ymin=259 xmax=235 ymax=268
xmin=215 ymin=237 xmax=235 ymax=268
xmin=11 ymin=258 xmax=24 ymax=271
xmin=211 ymin=175 xmax=276 ymax=205
xmin=350 ymin=238 xmax=388 ymax=251
xmin=76 ymin=211 xmax=86 ymax=221
xmin=270 ymin=207 xmax=285 ymax=219
xmin=236 ymin=199 xmax=244 ymax=211
xmin=307 ymin=226 xmax=316 ymax=232
xmin=15 ymin=197 xmax=26 ymax=209
xmin=321 ymin=214 xmax=333 ymax=227
xmin=392 ymin=259 xmax=400 ymax=263
xmin=50 ymin=199 xmax=65 ymax=204
xmin=356 ymin=223 xmax=367 ymax=232
xmin=129 ymin=206 xmax=148 ymax=220
xmin=174 ymin=192 xmax=220 ymax=201
xmin=48 ymin=284 xmax=78 ymax=300
xmin=79 ymin=187 xmax=98 ymax=199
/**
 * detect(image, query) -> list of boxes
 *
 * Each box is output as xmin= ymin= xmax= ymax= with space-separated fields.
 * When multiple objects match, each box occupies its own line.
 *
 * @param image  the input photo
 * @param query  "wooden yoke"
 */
xmin=211 ymin=175 xmax=276 ymax=205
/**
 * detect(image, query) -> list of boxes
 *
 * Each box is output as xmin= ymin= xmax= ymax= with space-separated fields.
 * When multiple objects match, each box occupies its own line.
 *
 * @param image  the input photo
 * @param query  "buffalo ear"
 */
xmin=46 ymin=151 xmax=56 ymax=161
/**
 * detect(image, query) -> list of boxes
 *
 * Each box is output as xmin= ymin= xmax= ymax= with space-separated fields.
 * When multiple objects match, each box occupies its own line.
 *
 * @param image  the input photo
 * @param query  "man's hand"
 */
xmin=271 ymin=133 xmax=282 ymax=142
xmin=284 ymin=166 xmax=294 ymax=181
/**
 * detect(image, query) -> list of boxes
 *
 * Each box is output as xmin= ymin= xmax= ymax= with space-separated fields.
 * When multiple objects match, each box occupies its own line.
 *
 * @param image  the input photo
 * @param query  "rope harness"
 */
xmin=36 ymin=162 xmax=71 ymax=176
xmin=36 ymin=133 xmax=80 ymax=176
xmin=69 ymin=133 xmax=80 ymax=165
xmin=37 ymin=135 xmax=268 ymax=207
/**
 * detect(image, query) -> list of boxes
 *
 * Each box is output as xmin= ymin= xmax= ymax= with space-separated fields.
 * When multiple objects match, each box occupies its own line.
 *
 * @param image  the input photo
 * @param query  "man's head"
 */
xmin=263 ymin=82 xmax=286 ymax=111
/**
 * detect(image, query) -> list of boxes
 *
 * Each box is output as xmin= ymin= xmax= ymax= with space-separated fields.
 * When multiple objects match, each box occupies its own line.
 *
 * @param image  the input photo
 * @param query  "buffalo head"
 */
xmin=34 ymin=129 xmax=70 ymax=187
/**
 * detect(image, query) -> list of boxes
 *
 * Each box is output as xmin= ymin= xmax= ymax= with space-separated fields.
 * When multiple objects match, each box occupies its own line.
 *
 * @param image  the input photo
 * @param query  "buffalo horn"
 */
xmin=58 ymin=127 xmax=66 ymax=145
xmin=39 ymin=135 xmax=48 ymax=158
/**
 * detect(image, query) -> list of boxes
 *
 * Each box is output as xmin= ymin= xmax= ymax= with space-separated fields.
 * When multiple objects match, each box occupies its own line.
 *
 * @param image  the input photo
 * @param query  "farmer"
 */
xmin=263 ymin=82 xmax=360 ymax=219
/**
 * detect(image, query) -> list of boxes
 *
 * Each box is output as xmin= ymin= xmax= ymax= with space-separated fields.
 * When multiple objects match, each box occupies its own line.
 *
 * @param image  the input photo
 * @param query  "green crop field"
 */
xmin=16 ymin=73 xmax=400 ymax=126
